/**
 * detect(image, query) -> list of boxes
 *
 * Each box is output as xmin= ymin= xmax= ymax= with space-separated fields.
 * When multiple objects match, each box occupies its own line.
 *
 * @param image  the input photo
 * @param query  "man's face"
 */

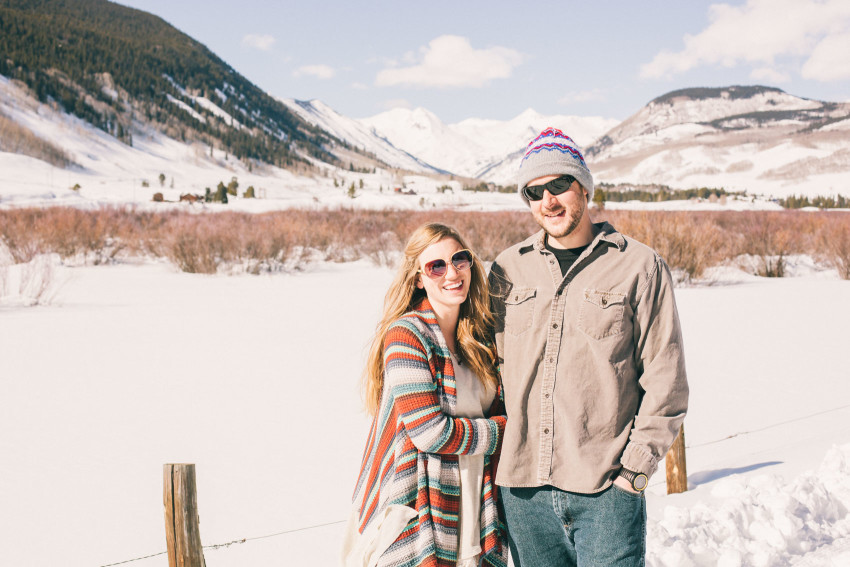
xmin=527 ymin=175 xmax=588 ymax=240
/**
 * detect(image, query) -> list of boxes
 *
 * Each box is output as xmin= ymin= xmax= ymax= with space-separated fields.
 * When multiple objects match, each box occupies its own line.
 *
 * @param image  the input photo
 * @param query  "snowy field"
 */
xmin=2 ymin=255 xmax=850 ymax=567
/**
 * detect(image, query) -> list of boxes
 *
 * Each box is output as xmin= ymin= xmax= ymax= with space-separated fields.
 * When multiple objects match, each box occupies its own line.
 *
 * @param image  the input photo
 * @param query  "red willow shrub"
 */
xmin=1 ymin=206 xmax=848 ymax=279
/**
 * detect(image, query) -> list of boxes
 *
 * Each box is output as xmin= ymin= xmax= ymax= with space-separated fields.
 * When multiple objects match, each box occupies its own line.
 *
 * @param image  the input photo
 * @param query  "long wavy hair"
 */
xmin=363 ymin=222 xmax=498 ymax=415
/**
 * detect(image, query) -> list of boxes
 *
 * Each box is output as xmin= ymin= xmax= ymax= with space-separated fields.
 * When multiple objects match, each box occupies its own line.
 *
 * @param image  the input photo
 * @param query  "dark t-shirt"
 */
xmin=545 ymin=239 xmax=590 ymax=277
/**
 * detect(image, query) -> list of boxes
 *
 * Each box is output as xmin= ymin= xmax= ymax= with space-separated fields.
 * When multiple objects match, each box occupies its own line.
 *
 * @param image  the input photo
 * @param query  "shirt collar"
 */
xmin=519 ymin=222 xmax=625 ymax=255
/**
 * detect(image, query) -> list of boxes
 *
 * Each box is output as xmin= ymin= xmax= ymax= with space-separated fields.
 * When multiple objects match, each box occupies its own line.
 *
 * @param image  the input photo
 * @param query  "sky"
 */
xmin=113 ymin=0 xmax=850 ymax=124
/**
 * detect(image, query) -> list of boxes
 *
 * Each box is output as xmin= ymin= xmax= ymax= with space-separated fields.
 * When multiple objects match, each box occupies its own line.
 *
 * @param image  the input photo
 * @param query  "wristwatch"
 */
xmin=618 ymin=468 xmax=649 ymax=492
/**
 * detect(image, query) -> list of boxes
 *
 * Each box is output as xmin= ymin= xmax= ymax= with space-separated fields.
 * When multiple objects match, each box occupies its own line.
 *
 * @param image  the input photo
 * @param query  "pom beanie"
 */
xmin=516 ymin=127 xmax=594 ymax=206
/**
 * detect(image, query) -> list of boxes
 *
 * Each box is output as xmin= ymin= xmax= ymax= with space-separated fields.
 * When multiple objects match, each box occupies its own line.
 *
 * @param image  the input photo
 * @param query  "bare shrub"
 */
xmin=0 ymin=209 xmax=43 ymax=263
xmin=363 ymin=231 xmax=403 ymax=267
xmin=1 ymin=206 xmax=841 ymax=281
xmin=0 ymin=254 xmax=63 ymax=306
xmin=447 ymin=211 xmax=539 ymax=262
xmin=165 ymin=215 xmax=228 ymax=274
xmin=731 ymin=212 xmax=796 ymax=277
xmin=596 ymin=211 xmax=728 ymax=280
xmin=819 ymin=213 xmax=850 ymax=279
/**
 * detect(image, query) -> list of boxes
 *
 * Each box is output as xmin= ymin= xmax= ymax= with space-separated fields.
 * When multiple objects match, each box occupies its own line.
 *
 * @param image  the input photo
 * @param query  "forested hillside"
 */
xmin=0 ymin=0 xmax=338 ymax=167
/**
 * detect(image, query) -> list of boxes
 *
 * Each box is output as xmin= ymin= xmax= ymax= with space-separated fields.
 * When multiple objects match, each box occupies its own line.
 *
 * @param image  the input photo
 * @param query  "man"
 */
xmin=489 ymin=127 xmax=688 ymax=566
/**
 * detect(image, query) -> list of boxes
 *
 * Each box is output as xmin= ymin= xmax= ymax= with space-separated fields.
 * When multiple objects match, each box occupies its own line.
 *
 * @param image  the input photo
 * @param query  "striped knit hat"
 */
xmin=517 ymin=127 xmax=594 ymax=206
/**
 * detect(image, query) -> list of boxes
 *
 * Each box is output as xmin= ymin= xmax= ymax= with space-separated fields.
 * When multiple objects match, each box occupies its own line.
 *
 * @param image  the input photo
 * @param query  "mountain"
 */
xmin=1 ymin=1 xmax=847 ymax=204
xmin=0 ymin=0 xmax=338 ymax=168
xmin=359 ymin=107 xmax=619 ymax=183
xmin=587 ymin=86 xmax=850 ymax=196
xmin=279 ymin=99 xmax=444 ymax=174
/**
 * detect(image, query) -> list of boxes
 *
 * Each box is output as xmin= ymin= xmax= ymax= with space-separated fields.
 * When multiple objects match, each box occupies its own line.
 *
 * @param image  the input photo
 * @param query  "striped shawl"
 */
xmin=352 ymin=298 xmax=508 ymax=567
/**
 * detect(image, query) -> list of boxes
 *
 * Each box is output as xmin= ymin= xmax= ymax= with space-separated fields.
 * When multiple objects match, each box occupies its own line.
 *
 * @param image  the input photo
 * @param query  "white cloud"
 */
xmin=293 ymin=65 xmax=336 ymax=80
xmin=802 ymin=34 xmax=850 ymax=80
xmin=640 ymin=0 xmax=850 ymax=82
xmin=559 ymin=89 xmax=607 ymax=104
xmin=750 ymin=67 xmax=791 ymax=83
xmin=380 ymin=99 xmax=413 ymax=111
xmin=375 ymin=35 xmax=523 ymax=89
xmin=241 ymin=34 xmax=276 ymax=51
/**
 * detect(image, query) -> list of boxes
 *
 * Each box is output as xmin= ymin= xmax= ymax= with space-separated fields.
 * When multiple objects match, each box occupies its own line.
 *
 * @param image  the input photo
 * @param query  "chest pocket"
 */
xmin=578 ymin=289 xmax=626 ymax=340
xmin=505 ymin=287 xmax=536 ymax=337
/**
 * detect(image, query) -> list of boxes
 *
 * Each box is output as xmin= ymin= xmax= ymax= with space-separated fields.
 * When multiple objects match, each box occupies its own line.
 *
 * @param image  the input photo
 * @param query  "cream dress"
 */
xmin=452 ymin=352 xmax=496 ymax=567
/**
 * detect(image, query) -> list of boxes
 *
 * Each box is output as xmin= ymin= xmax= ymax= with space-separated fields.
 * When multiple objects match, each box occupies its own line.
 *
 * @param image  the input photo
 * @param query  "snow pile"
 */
xmin=649 ymin=444 xmax=850 ymax=566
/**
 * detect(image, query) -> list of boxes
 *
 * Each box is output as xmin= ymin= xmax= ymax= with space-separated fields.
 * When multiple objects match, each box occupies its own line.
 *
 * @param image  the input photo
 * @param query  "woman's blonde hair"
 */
xmin=363 ymin=222 xmax=497 ymax=415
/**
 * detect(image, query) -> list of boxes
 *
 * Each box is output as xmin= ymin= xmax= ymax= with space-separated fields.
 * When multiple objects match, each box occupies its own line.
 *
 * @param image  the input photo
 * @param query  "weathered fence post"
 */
xmin=665 ymin=425 xmax=688 ymax=494
xmin=164 ymin=464 xmax=205 ymax=567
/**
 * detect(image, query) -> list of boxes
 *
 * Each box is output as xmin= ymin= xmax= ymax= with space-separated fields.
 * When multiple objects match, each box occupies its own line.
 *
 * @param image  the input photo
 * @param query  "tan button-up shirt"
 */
xmin=489 ymin=223 xmax=688 ymax=493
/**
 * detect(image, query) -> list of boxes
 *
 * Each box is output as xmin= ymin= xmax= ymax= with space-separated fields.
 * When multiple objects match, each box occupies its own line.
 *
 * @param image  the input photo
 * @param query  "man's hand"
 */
xmin=613 ymin=474 xmax=641 ymax=494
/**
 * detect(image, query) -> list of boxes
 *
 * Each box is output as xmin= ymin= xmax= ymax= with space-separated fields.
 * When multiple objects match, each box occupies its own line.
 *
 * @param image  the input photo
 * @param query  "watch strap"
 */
xmin=618 ymin=467 xmax=648 ymax=492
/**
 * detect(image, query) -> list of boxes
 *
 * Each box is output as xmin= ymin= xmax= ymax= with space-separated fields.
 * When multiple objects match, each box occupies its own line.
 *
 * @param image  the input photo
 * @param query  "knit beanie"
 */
xmin=516 ymin=127 xmax=594 ymax=206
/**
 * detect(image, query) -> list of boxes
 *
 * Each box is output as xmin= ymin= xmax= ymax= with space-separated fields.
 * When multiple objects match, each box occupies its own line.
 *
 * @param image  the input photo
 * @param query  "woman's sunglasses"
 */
xmin=419 ymin=249 xmax=474 ymax=278
xmin=521 ymin=175 xmax=576 ymax=201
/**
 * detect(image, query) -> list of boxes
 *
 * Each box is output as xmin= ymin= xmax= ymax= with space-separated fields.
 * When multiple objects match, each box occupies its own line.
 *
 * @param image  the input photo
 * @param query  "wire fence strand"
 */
xmin=99 ymin=403 xmax=850 ymax=565
xmin=97 ymin=518 xmax=347 ymax=566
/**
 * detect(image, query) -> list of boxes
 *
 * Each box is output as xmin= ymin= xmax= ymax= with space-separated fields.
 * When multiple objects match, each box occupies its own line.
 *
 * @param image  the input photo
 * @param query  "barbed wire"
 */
xmin=97 ymin=518 xmax=347 ymax=566
xmin=686 ymin=402 xmax=850 ymax=449
xmin=99 ymin=551 xmax=167 ymax=566
xmin=99 ymin=402 xmax=850 ymax=565
xmin=646 ymin=402 xmax=850 ymax=488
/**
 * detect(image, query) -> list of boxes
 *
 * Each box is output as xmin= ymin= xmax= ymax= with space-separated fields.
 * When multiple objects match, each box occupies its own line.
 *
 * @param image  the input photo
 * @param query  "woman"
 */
xmin=342 ymin=223 xmax=508 ymax=567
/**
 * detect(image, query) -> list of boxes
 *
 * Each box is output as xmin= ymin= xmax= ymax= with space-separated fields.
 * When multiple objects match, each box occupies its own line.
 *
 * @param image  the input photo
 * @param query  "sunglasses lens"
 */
xmin=523 ymin=185 xmax=544 ymax=201
xmin=523 ymin=176 xmax=575 ymax=201
xmin=422 ymin=250 xmax=472 ymax=278
xmin=425 ymin=259 xmax=447 ymax=277
xmin=451 ymin=250 xmax=472 ymax=271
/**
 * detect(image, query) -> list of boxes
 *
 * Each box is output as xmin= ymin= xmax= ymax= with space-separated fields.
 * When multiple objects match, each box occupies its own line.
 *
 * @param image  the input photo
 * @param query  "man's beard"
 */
xmin=533 ymin=197 xmax=586 ymax=240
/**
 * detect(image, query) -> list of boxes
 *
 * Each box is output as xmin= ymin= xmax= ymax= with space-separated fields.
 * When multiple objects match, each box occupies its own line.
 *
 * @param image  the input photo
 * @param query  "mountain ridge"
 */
xmin=0 ymin=0 xmax=340 ymax=167
xmin=586 ymin=85 xmax=850 ymax=195
xmin=1 ymin=0 xmax=848 ymax=200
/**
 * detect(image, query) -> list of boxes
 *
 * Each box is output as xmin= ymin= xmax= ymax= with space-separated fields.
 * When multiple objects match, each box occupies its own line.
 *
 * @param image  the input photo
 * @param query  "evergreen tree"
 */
xmin=592 ymin=188 xmax=606 ymax=209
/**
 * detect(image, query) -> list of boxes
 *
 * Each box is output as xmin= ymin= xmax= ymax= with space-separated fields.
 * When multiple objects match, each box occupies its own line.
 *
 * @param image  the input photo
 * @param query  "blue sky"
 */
xmin=114 ymin=0 xmax=850 ymax=123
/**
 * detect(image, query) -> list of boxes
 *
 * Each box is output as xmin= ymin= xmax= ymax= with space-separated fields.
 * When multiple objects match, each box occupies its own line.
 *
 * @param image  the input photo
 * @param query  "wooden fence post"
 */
xmin=665 ymin=425 xmax=688 ymax=494
xmin=164 ymin=464 xmax=205 ymax=567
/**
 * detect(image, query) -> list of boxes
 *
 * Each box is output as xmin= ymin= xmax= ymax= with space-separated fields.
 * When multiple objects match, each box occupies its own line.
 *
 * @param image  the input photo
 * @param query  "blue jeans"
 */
xmin=500 ymin=484 xmax=646 ymax=567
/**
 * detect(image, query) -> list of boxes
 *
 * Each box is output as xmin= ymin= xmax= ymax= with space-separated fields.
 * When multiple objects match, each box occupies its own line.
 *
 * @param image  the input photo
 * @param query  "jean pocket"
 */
xmin=504 ymin=287 xmax=536 ymax=337
xmin=610 ymin=483 xmax=644 ymax=500
xmin=578 ymin=289 xmax=625 ymax=340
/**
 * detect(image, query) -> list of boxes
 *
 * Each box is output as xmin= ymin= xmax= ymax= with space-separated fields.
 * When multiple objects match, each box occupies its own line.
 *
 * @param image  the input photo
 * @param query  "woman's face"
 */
xmin=416 ymin=237 xmax=472 ymax=313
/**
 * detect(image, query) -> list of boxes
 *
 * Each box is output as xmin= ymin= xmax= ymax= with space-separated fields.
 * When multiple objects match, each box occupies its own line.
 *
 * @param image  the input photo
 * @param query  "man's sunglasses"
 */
xmin=521 ymin=175 xmax=577 ymax=201
xmin=419 ymin=249 xmax=474 ymax=278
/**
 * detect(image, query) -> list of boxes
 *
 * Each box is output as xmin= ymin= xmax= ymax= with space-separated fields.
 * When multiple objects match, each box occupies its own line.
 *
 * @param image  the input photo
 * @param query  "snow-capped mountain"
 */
xmin=279 ymin=99 xmax=444 ymax=174
xmin=587 ymin=86 xmax=850 ymax=197
xmin=359 ymin=107 xmax=619 ymax=183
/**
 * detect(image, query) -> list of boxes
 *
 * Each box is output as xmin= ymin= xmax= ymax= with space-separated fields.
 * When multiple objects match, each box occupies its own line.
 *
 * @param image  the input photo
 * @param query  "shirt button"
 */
xmin=545 ymin=393 xmax=550 ymax=398
xmin=548 ymin=358 xmax=554 ymax=363
xmin=552 ymin=323 xmax=558 ymax=329
xmin=601 ymin=297 xmax=608 ymax=306
xmin=544 ymin=428 xmax=550 ymax=434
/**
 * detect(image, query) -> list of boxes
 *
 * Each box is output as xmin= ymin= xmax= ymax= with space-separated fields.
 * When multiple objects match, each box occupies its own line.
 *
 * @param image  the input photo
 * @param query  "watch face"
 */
xmin=634 ymin=474 xmax=648 ymax=491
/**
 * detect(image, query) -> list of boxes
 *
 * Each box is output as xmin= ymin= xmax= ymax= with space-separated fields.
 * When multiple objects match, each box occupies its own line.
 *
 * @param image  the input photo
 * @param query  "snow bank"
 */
xmin=649 ymin=445 xmax=850 ymax=566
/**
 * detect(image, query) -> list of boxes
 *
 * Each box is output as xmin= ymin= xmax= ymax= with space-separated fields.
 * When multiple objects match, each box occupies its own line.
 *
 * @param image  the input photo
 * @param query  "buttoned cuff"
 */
xmin=620 ymin=443 xmax=658 ymax=478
